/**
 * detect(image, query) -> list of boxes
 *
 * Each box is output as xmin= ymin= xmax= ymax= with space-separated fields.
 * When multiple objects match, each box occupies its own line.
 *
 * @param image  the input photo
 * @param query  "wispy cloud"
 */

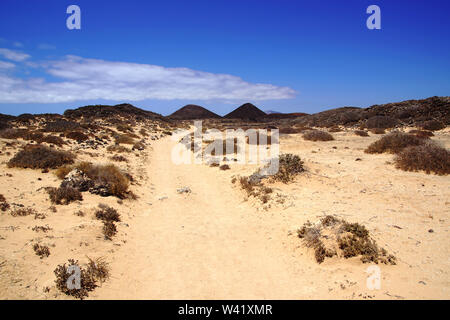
xmin=13 ymin=42 xmax=24 ymax=48
xmin=0 ymin=48 xmax=30 ymax=62
xmin=0 ymin=54 xmax=296 ymax=103
xmin=0 ymin=61 xmax=15 ymax=69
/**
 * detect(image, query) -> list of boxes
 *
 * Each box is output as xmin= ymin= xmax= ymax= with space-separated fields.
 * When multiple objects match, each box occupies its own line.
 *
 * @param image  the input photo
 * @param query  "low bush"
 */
xmin=365 ymin=132 xmax=424 ymax=154
xmin=43 ymin=120 xmax=80 ymax=133
xmin=0 ymin=194 xmax=9 ymax=212
xmin=33 ymin=244 xmax=50 ymax=259
xmin=47 ymin=186 xmax=83 ymax=205
xmin=297 ymin=216 xmax=396 ymax=264
xmin=272 ymin=153 xmax=305 ymax=183
xmin=219 ymin=164 xmax=230 ymax=170
xmin=365 ymin=116 xmax=398 ymax=129
xmin=395 ymin=142 xmax=450 ymax=175
xmin=370 ymin=128 xmax=386 ymax=134
xmin=8 ymin=145 xmax=75 ymax=169
xmin=54 ymin=259 xmax=97 ymax=299
xmin=65 ymin=131 xmax=89 ymax=142
xmin=409 ymin=129 xmax=434 ymax=138
xmin=114 ymin=134 xmax=135 ymax=145
xmin=110 ymin=155 xmax=128 ymax=162
xmin=107 ymin=145 xmax=131 ymax=153
xmin=302 ymin=130 xmax=334 ymax=141
xmin=10 ymin=207 xmax=36 ymax=217
xmin=74 ymin=162 xmax=130 ymax=198
xmin=421 ymin=120 xmax=445 ymax=131
xmin=95 ymin=204 xmax=121 ymax=222
xmin=354 ymin=130 xmax=369 ymax=137
xmin=102 ymin=221 xmax=117 ymax=240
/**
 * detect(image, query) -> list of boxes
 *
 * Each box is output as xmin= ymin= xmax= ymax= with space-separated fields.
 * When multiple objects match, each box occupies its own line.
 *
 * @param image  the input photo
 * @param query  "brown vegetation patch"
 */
xmin=65 ymin=131 xmax=89 ymax=142
xmin=421 ymin=120 xmax=445 ymax=131
xmin=354 ymin=130 xmax=369 ymax=137
xmin=395 ymin=142 xmax=450 ymax=175
xmin=47 ymin=186 xmax=83 ymax=205
xmin=365 ymin=132 xmax=424 ymax=154
xmin=95 ymin=204 xmax=121 ymax=222
xmin=8 ymin=145 xmax=75 ymax=169
xmin=297 ymin=216 xmax=396 ymax=264
xmin=271 ymin=153 xmax=305 ymax=183
xmin=302 ymin=130 xmax=334 ymax=141
xmin=33 ymin=244 xmax=50 ymax=258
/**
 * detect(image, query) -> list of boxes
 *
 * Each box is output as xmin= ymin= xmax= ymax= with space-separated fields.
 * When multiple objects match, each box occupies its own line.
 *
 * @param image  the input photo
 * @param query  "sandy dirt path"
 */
xmin=95 ymin=137 xmax=311 ymax=299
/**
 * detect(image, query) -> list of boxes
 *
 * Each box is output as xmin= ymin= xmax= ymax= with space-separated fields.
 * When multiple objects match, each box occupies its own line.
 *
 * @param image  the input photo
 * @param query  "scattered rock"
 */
xmin=177 ymin=187 xmax=191 ymax=194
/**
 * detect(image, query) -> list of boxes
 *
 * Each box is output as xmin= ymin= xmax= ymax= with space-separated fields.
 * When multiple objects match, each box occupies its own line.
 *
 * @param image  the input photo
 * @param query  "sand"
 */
xmin=0 ymin=128 xmax=449 ymax=299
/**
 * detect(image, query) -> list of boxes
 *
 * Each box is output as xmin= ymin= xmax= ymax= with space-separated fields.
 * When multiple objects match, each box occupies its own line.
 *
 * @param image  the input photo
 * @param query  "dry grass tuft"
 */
xmin=102 ymin=221 xmax=117 ymax=240
xmin=370 ymin=128 xmax=386 ymax=134
xmin=65 ymin=131 xmax=89 ymax=142
xmin=54 ymin=259 xmax=98 ymax=299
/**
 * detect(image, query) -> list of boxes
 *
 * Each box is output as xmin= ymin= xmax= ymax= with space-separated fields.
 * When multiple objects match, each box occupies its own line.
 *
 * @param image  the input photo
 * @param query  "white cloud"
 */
xmin=0 ymin=55 xmax=296 ymax=103
xmin=0 ymin=61 xmax=15 ymax=69
xmin=0 ymin=48 xmax=30 ymax=62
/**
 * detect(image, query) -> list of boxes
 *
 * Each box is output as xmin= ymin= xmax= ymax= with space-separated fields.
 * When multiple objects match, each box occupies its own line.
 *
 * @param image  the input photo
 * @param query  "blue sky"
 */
xmin=0 ymin=0 xmax=449 ymax=116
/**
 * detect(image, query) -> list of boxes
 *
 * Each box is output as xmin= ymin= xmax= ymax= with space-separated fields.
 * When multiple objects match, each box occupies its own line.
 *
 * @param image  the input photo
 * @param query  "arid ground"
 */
xmin=0 ymin=113 xmax=448 ymax=299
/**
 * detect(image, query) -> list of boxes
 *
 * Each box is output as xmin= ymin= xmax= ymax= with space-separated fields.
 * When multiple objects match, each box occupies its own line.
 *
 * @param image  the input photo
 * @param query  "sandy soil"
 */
xmin=0 ymin=128 xmax=449 ymax=299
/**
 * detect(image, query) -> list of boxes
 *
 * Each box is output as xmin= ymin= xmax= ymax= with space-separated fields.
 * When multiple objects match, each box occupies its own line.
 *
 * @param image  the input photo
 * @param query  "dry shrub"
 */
xmin=116 ymin=124 xmax=133 ymax=133
xmin=10 ymin=207 xmax=37 ymax=217
xmin=297 ymin=216 xmax=396 ymax=264
xmin=365 ymin=116 xmax=398 ymax=129
xmin=0 ymin=194 xmax=9 ymax=212
xmin=43 ymin=120 xmax=80 ymax=133
xmin=328 ymin=126 xmax=342 ymax=133
xmin=107 ymin=145 xmax=131 ymax=153
xmin=279 ymin=127 xmax=304 ymax=134
xmin=65 ymin=131 xmax=89 ymax=142
xmin=102 ymin=221 xmax=117 ymax=240
xmin=8 ymin=145 xmax=75 ymax=169
xmin=110 ymin=155 xmax=128 ymax=162
xmin=132 ymin=141 xmax=146 ymax=151
xmin=86 ymin=257 xmax=110 ymax=283
xmin=354 ymin=130 xmax=369 ymax=137
xmin=421 ymin=120 xmax=445 ymax=131
xmin=114 ymin=134 xmax=135 ymax=145
xmin=95 ymin=204 xmax=121 ymax=222
xmin=272 ymin=153 xmax=305 ymax=183
xmin=302 ymin=130 xmax=334 ymax=141
xmin=219 ymin=164 xmax=230 ymax=170
xmin=47 ymin=186 xmax=83 ymax=205
xmin=365 ymin=132 xmax=424 ymax=154
xmin=55 ymin=165 xmax=73 ymax=179
xmin=32 ymin=225 xmax=52 ymax=233
xmin=33 ymin=244 xmax=50 ymax=259
xmin=409 ymin=129 xmax=434 ymax=138
xmin=54 ymin=259 xmax=97 ymax=299
xmin=395 ymin=142 xmax=450 ymax=175
xmin=139 ymin=128 xmax=148 ymax=137
xmin=77 ymin=163 xmax=130 ymax=198
xmin=238 ymin=176 xmax=273 ymax=203
xmin=370 ymin=128 xmax=386 ymax=134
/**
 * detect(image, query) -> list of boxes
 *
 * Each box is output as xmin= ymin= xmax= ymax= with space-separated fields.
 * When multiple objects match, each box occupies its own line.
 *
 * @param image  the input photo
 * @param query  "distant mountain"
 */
xmin=63 ymin=103 xmax=164 ymax=120
xmin=224 ymin=103 xmax=267 ymax=120
xmin=168 ymin=104 xmax=221 ymax=120
xmin=263 ymin=112 xmax=309 ymax=119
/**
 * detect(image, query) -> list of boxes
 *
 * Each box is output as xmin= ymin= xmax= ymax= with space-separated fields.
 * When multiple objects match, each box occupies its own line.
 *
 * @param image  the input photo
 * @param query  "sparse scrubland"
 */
xmin=0 ymin=98 xmax=449 ymax=299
